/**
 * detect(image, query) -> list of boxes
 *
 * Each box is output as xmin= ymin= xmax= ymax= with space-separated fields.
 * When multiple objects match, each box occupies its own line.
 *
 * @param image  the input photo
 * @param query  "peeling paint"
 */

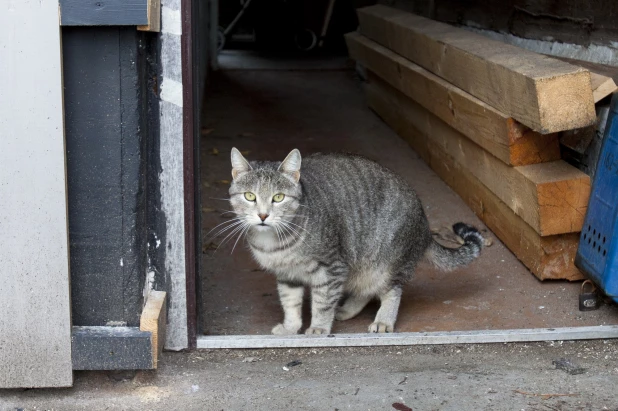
xmin=161 ymin=33 xmax=182 ymax=83
xmin=153 ymin=232 xmax=162 ymax=249
xmin=143 ymin=270 xmax=155 ymax=300
xmin=160 ymin=78 xmax=184 ymax=107
xmin=158 ymin=0 xmax=188 ymax=350
xmin=105 ymin=321 xmax=128 ymax=326
xmin=159 ymin=100 xmax=188 ymax=350
xmin=162 ymin=6 xmax=182 ymax=35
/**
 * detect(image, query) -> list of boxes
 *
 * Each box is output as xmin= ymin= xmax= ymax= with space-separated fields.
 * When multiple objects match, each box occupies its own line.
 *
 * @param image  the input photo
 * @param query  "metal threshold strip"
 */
xmin=197 ymin=325 xmax=618 ymax=349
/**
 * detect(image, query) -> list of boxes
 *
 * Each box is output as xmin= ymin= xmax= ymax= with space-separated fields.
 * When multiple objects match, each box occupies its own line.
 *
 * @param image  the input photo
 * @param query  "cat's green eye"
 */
xmin=272 ymin=193 xmax=285 ymax=203
xmin=244 ymin=192 xmax=256 ymax=201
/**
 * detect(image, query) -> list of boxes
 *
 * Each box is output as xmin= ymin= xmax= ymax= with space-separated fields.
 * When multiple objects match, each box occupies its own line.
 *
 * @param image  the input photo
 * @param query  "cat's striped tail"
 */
xmin=426 ymin=223 xmax=484 ymax=272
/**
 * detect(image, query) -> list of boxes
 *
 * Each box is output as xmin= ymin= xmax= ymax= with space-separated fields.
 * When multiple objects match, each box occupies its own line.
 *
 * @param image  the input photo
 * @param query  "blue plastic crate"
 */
xmin=575 ymin=93 xmax=618 ymax=303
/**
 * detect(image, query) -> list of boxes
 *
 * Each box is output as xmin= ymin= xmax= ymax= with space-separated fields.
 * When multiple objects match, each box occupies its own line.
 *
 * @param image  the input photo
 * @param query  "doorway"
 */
xmin=189 ymin=0 xmax=618 ymax=348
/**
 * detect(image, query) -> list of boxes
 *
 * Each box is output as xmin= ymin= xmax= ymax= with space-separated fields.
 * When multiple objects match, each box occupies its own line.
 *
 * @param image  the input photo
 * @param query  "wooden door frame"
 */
xmin=181 ymin=0 xmax=199 ymax=349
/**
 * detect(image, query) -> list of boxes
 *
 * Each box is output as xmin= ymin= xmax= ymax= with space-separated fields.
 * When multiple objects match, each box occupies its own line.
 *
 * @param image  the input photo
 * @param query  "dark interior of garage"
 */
xmin=196 ymin=0 xmax=618 ymax=337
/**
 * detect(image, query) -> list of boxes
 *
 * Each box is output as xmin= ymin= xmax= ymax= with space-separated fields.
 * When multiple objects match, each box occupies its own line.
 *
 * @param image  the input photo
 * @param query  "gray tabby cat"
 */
xmin=227 ymin=148 xmax=484 ymax=335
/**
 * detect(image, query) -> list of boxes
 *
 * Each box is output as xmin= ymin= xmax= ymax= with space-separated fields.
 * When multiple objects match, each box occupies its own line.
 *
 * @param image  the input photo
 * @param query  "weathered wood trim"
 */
xmin=158 ymin=1 xmax=189 ymax=350
xmin=60 ymin=0 xmax=149 ymax=26
xmin=181 ymin=0 xmax=199 ymax=350
xmin=71 ymin=326 xmax=154 ymax=370
xmin=137 ymin=0 xmax=161 ymax=32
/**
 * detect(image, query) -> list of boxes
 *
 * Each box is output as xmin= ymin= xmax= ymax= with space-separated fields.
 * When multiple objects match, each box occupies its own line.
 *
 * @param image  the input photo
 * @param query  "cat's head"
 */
xmin=229 ymin=148 xmax=303 ymax=230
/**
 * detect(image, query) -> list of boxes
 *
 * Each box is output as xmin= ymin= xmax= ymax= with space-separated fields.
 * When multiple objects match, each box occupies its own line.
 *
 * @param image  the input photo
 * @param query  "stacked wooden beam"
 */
xmin=346 ymin=5 xmax=618 ymax=281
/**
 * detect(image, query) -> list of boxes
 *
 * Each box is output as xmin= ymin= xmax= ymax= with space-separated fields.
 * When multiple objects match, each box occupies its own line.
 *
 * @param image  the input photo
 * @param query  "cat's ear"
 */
xmin=278 ymin=149 xmax=302 ymax=183
xmin=231 ymin=147 xmax=252 ymax=180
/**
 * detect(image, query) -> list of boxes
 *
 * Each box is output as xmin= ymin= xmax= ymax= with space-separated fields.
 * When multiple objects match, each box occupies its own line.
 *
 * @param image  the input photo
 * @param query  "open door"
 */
xmin=0 ymin=0 xmax=73 ymax=388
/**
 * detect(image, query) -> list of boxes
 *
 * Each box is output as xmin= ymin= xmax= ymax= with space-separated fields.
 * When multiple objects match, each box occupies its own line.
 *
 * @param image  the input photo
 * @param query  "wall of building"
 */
xmin=63 ymin=27 xmax=156 ymax=328
xmin=62 ymin=0 xmax=212 ymax=350
xmin=1 ymin=0 xmax=73 ymax=387
xmin=381 ymin=0 xmax=618 ymax=48
xmin=377 ymin=0 xmax=618 ymax=66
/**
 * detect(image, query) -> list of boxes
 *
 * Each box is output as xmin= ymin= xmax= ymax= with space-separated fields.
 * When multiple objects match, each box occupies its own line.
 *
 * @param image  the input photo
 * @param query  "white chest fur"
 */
xmin=248 ymin=228 xmax=317 ymax=284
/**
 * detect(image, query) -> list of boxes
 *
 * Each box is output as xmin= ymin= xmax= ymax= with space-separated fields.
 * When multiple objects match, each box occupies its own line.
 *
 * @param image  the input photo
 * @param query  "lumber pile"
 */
xmin=346 ymin=5 xmax=617 ymax=281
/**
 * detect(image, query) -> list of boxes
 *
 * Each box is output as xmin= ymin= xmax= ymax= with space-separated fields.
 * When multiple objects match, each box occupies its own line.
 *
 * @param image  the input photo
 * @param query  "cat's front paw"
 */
xmin=305 ymin=327 xmax=329 ymax=335
xmin=368 ymin=322 xmax=394 ymax=333
xmin=272 ymin=323 xmax=300 ymax=335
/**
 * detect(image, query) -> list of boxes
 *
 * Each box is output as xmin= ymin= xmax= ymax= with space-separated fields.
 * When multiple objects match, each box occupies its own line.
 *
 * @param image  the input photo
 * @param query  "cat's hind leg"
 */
xmin=368 ymin=286 xmax=402 ymax=333
xmin=272 ymin=282 xmax=304 ymax=335
xmin=335 ymin=294 xmax=372 ymax=321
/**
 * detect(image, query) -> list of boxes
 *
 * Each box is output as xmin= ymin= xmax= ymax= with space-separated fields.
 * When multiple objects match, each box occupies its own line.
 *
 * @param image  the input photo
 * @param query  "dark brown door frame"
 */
xmin=182 ymin=0 xmax=198 ymax=349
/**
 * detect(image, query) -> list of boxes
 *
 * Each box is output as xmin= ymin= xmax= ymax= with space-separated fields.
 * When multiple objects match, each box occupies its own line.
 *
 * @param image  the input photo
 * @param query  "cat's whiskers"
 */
xmin=216 ymin=221 xmax=250 ymax=252
xmin=204 ymin=217 xmax=244 ymax=240
xmin=279 ymin=217 xmax=309 ymax=237
xmin=273 ymin=225 xmax=286 ymax=249
xmin=216 ymin=209 xmax=237 ymax=216
xmin=279 ymin=222 xmax=303 ymax=241
xmin=212 ymin=223 xmax=246 ymax=248
xmin=281 ymin=219 xmax=309 ymax=234
xmin=278 ymin=220 xmax=307 ymax=247
xmin=230 ymin=222 xmax=251 ymax=255
xmin=273 ymin=224 xmax=284 ymax=247
xmin=277 ymin=223 xmax=298 ymax=249
xmin=277 ymin=224 xmax=293 ymax=250
xmin=211 ymin=221 xmax=246 ymax=243
xmin=282 ymin=225 xmax=296 ymax=249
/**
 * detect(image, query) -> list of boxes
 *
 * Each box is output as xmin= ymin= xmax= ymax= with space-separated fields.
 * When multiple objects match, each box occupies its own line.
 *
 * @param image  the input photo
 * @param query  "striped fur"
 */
xmin=228 ymin=148 xmax=484 ymax=334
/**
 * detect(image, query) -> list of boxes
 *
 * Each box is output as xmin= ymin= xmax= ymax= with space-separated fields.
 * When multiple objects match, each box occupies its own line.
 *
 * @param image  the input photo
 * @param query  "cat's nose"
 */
xmin=258 ymin=213 xmax=269 ymax=222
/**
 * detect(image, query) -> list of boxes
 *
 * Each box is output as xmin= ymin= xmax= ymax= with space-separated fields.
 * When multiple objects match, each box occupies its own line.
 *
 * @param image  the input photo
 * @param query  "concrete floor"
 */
xmin=3 ymin=341 xmax=618 ymax=410
xmin=199 ymin=63 xmax=618 ymax=337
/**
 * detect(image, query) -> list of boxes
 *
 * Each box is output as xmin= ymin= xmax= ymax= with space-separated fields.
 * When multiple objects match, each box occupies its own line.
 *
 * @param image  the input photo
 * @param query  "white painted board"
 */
xmin=0 ymin=0 xmax=73 ymax=388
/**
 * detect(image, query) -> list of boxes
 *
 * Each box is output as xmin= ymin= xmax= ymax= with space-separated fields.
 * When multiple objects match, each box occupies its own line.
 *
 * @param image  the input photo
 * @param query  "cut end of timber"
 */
xmin=140 ymin=291 xmax=167 ymax=368
xmin=137 ymin=0 xmax=161 ymax=32
xmin=518 ymin=161 xmax=591 ymax=236
xmin=507 ymin=119 xmax=561 ymax=166
xmin=535 ymin=71 xmax=597 ymax=134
